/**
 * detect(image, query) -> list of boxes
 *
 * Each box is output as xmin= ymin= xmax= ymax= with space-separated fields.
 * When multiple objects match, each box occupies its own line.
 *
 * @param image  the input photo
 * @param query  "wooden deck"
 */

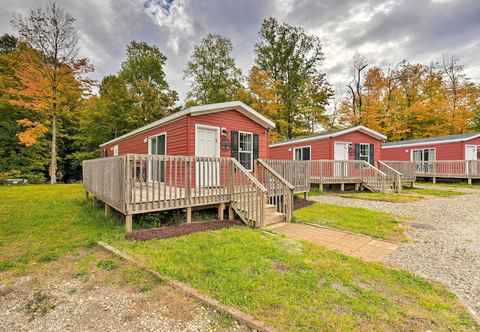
xmin=383 ymin=160 xmax=480 ymax=184
xmin=83 ymin=154 xmax=294 ymax=231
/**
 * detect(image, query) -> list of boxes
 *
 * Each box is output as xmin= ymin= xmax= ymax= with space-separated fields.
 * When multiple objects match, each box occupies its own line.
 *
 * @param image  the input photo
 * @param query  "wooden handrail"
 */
xmin=378 ymin=161 xmax=402 ymax=193
xmin=257 ymin=159 xmax=295 ymax=190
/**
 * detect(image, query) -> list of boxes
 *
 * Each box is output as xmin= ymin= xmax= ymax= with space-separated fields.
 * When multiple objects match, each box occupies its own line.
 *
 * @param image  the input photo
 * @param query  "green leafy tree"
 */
xmin=184 ymin=33 xmax=242 ymax=105
xmin=120 ymin=41 xmax=177 ymax=128
xmin=254 ymin=17 xmax=332 ymax=139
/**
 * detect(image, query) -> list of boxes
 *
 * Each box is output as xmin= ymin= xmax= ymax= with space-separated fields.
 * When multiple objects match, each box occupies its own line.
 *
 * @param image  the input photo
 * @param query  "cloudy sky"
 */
xmin=2 ymin=0 xmax=480 ymax=103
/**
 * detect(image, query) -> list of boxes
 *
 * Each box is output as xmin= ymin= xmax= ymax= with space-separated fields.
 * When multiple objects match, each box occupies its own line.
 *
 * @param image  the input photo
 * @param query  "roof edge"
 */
xmin=382 ymin=133 xmax=480 ymax=149
xmin=269 ymin=125 xmax=387 ymax=148
xmin=99 ymin=101 xmax=275 ymax=148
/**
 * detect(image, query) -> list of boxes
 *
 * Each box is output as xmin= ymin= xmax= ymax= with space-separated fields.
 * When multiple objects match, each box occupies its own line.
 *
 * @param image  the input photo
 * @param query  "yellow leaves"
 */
xmin=16 ymin=119 xmax=48 ymax=146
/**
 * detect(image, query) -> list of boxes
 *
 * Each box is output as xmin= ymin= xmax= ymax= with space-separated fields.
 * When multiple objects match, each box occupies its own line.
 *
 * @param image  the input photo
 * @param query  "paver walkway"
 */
xmin=267 ymin=223 xmax=398 ymax=262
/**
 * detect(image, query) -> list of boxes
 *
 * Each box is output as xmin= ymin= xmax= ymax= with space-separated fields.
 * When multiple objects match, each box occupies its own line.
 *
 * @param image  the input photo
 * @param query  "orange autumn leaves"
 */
xmin=339 ymin=63 xmax=480 ymax=141
xmin=1 ymin=45 xmax=87 ymax=145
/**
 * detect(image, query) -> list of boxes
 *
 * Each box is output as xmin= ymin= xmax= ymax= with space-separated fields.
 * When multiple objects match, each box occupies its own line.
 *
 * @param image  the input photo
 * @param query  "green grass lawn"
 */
xmin=0 ymin=184 xmax=123 ymax=272
xmin=2 ymin=184 xmax=478 ymax=331
xmin=416 ymin=181 xmax=480 ymax=189
xmin=337 ymin=191 xmax=423 ymax=203
xmin=110 ymin=228 xmax=478 ymax=332
xmin=407 ymin=188 xmax=465 ymax=197
xmin=293 ymin=202 xmax=405 ymax=241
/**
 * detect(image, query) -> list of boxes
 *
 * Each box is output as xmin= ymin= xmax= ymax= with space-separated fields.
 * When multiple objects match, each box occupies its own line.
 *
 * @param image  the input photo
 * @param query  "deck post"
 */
xmin=468 ymin=178 xmax=472 ymax=185
xmin=319 ymin=183 xmax=323 ymax=192
xmin=432 ymin=177 xmax=436 ymax=184
xmin=125 ymin=214 xmax=133 ymax=233
xmin=340 ymin=183 xmax=345 ymax=192
xmin=228 ymin=205 xmax=234 ymax=220
xmin=218 ymin=203 xmax=225 ymax=221
xmin=104 ymin=204 xmax=112 ymax=217
xmin=186 ymin=207 xmax=192 ymax=223
xmin=355 ymin=183 xmax=360 ymax=191
xmin=303 ymin=192 xmax=308 ymax=201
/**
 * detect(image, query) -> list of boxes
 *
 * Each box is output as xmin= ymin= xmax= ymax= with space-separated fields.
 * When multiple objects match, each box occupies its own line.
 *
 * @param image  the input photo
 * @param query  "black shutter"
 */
xmin=354 ymin=143 xmax=360 ymax=160
xmin=369 ymin=143 xmax=375 ymax=164
xmin=231 ymin=131 xmax=239 ymax=160
xmin=253 ymin=134 xmax=259 ymax=161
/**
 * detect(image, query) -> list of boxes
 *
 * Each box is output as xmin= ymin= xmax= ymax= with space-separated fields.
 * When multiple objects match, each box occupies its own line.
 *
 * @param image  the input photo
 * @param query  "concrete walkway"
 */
xmin=267 ymin=223 xmax=398 ymax=262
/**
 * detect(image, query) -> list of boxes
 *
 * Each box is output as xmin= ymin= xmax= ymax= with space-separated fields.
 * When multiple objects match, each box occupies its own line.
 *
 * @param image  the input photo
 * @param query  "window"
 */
xmin=412 ymin=148 xmax=435 ymax=173
xmin=358 ymin=143 xmax=370 ymax=163
xmin=112 ymin=145 xmax=119 ymax=156
xmin=294 ymin=146 xmax=311 ymax=160
xmin=239 ymin=132 xmax=253 ymax=170
xmin=148 ymin=133 xmax=166 ymax=182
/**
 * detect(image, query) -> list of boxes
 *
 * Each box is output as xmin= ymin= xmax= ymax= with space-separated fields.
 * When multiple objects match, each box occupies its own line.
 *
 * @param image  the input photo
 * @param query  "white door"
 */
xmin=465 ymin=145 xmax=477 ymax=176
xmin=148 ymin=134 xmax=166 ymax=182
xmin=195 ymin=126 xmax=220 ymax=187
xmin=334 ymin=142 xmax=349 ymax=177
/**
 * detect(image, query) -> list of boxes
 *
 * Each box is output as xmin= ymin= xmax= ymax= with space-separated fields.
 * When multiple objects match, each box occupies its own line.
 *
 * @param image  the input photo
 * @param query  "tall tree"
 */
xmin=10 ymin=2 xmax=92 ymax=183
xmin=120 ymin=41 xmax=177 ymax=128
xmin=184 ymin=33 xmax=242 ymax=105
xmin=346 ymin=53 xmax=368 ymax=125
xmin=254 ymin=17 xmax=332 ymax=139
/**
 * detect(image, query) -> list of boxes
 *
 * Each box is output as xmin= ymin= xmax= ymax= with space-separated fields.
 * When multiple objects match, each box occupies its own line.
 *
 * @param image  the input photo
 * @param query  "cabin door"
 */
xmin=465 ymin=145 xmax=477 ymax=176
xmin=195 ymin=125 xmax=220 ymax=187
xmin=334 ymin=142 xmax=349 ymax=177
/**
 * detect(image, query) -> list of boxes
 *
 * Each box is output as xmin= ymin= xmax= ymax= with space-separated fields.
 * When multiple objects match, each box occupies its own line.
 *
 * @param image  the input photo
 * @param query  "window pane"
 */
xmin=239 ymin=132 xmax=252 ymax=152
xmin=239 ymin=152 xmax=252 ymax=170
xmin=295 ymin=149 xmax=302 ymax=160
xmin=157 ymin=135 xmax=165 ymax=155
xmin=303 ymin=147 xmax=310 ymax=160
xmin=150 ymin=137 xmax=157 ymax=154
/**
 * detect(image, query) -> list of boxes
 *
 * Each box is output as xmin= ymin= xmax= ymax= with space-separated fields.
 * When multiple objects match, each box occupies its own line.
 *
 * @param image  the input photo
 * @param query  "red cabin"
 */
xmin=381 ymin=133 xmax=480 ymax=162
xmin=100 ymin=101 xmax=275 ymax=171
xmin=268 ymin=125 xmax=386 ymax=164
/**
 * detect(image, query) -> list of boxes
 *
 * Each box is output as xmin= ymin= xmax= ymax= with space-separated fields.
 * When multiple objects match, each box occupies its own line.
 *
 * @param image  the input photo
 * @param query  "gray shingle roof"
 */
xmin=383 ymin=132 xmax=480 ymax=147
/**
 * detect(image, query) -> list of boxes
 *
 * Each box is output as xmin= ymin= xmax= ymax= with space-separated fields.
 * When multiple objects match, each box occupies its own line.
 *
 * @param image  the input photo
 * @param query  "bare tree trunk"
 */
xmin=50 ymin=114 xmax=57 ymax=184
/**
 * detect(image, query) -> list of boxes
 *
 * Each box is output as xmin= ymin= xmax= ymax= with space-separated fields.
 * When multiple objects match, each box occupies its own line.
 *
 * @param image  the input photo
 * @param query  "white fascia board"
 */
xmin=99 ymin=101 xmax=275 ymax=148
xmin=382 ymin=134 xmax=480 ymax=149
xmin=269 ymin=125 xmax=386 ymax=148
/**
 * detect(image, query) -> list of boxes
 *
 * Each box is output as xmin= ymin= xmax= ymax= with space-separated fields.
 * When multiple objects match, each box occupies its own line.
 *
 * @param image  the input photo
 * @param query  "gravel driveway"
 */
xmin=0 ymin=249 xmax=249 ymax=332
xmin=310 ymin=187 xmax=480 ymax=319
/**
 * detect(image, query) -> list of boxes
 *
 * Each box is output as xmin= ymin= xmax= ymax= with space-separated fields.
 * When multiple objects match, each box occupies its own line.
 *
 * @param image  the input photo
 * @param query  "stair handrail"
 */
xmin=230 ymin=158 xmax=267 ymax=227
xmin=257 ymin=159 xmax=295 ymax=190
xmin=256 ymin=159 xmax=294 ymax=222
xmin=360 ymin=161 xmax=387 ymax=192
xmin=378 ymin=161 xmax=402 ymax=193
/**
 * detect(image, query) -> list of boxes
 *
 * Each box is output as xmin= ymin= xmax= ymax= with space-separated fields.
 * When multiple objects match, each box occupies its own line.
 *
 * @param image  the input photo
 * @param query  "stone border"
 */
xmin=97 ymin=241 xmax=278 ymax=332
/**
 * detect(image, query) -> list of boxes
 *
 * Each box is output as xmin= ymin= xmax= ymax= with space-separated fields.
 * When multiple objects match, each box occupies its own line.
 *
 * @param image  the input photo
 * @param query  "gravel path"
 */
xmin=310 ymin=190 xmax=480 ymax=319
xmin=0 ymin=250 xmax=249 ymax=332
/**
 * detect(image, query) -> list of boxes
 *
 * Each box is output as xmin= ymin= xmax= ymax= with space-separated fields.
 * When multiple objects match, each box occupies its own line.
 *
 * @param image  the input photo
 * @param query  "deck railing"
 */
xmin=83 ymin=156 xmax=126 ymax=212
xmin=255 ymin=159 xmax=294 ymax=222
xmin=358 ymin=161 xmax=387 ymax=192
xmin=260 ymin=159 xmax=310 ymax=193
xmin=378 ymin=161 xmax=402 ymax=192
xmin=83 ymin=154 xmax=268 ymax=227
xmin=230 ymin=159 xmax=267 ymax=227
xmin=382 ymin=160 xmax=480 ymax=179
xmin=381 ymin=161 xmax=417 ymax=181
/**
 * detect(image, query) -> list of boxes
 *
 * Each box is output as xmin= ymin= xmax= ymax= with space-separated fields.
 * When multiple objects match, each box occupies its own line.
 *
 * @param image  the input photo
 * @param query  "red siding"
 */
xmin=381 ymin=138 xmax=480 ymax=161
xmin=103 ymin=117 xmax=188 ymax=157
xmin=102 ymin=109 xmax=269 ymax=159
xmin=188 ymin=110 xmax=269 ymax=158
xmin=269 ymin=130 xmax=383 ymax=161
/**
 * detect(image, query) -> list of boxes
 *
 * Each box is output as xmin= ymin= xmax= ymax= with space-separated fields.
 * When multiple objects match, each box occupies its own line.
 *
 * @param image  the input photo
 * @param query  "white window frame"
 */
xmin=238 ymin=131 xmax=253 ymax=171
xmin=410 ymin=148 xmax=436 ymax=162
xmin=465 ymin=144 xmax=479 ymax=161
xmin=358 ymin=143 xmax=370 ymax=163
xmin=112 ymin=144 xmax=119 ymax=156
xmin=293 ymin=145 xmax=311 ymax=161
xmin=148 ymin=132 xmax=167 ymax=155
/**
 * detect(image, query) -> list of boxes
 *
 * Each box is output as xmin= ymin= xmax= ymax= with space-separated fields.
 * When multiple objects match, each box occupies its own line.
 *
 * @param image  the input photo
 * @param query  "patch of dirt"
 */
xmin=272 ymin=261 xmax=289 ymax=274
xmin=294 ymin=198 xmax=315 ymax=210
xmin=126 ymin=220 xmax=243 ymax=241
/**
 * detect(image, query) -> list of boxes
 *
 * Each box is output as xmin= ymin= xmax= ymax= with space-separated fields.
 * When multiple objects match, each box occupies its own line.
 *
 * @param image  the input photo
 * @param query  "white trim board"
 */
xmin=100 ymin=101 xmax=275 ymax=148
xmin=269 ymin=125 xmax=386 ymax=148
xmin=382 ymin=134 xmax=480 ymax=149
